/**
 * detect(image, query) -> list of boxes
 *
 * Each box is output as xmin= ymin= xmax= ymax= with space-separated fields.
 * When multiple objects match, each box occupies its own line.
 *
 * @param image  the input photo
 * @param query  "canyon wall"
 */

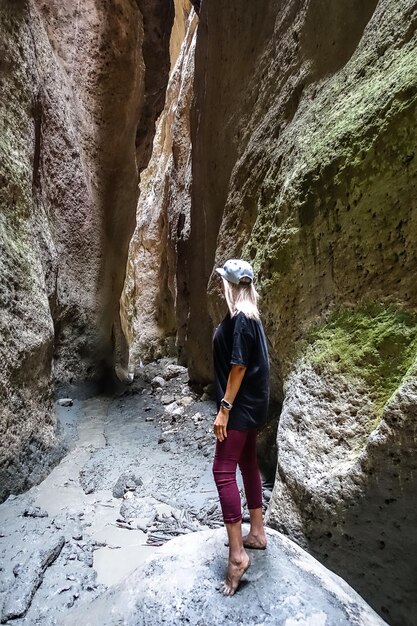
xmin=3 ymin=0 xmax=416 ymax=621
xmin=191 ymin=1 xmax=417 ymax=625
xmin=0 ymin=0 xmax=173 ymax=500
xmin=123 ymin=1 xmax=417 ymax=624
xmin=122 ymin=3 xmax=196 ymax=369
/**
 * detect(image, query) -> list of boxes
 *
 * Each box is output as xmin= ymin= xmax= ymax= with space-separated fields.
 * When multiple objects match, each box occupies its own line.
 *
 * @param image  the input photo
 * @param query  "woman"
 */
xmin=212 ymin=258 xmax=270 ymax=596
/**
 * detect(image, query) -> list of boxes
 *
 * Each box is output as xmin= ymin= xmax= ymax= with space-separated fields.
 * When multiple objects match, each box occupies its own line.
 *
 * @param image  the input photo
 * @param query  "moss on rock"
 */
xmin=305 ymin=303 xmax=417 ymax=415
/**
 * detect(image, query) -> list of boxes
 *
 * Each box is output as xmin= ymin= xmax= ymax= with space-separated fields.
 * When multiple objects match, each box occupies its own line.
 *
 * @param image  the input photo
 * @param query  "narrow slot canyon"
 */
xmin=0 ymin=1 xmax=416 ymax=624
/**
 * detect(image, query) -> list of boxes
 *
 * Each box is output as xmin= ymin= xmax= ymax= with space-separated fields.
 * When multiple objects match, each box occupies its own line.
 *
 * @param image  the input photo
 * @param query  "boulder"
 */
xmin=64 ymin=528 xmax=387 ymax=625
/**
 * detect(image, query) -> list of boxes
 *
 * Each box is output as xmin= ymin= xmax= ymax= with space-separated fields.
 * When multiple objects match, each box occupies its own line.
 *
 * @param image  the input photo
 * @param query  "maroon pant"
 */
xmin=212 ymin=429 xmax=263 ymax=524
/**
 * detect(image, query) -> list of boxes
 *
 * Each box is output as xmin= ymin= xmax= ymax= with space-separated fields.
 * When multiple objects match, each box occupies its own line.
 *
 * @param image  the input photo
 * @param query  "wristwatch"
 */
xmin=220 ymin=398 xmax=233 ymax=411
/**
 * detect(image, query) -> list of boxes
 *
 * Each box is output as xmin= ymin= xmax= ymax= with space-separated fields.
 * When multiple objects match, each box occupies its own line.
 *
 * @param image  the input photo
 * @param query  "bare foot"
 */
xmin=222 ymin=553 xmax=250 ymax=596
xmin=242 ymin=531 xmax=267 ymax=550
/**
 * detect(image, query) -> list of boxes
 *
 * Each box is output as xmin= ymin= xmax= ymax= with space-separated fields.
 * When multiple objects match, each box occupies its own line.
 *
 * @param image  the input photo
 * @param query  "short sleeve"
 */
xmin=231 ymin=313 xmax=254 ymax=366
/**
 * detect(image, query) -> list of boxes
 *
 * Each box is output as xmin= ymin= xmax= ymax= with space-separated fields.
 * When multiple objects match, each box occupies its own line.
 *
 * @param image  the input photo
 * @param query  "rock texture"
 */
xmin=268 ymin=359 xmax=417 ymax=622
xmin=64 ymin=528 xmax=387 ymax=626
xmin=182 ymin=2 xmax=417 ymax=624
xmin=122 ymin=4 xmax=197 ymax=367
xmin=121 ymin=1 xmax=417 ymax=624
xmin=0 ymin=0 xmax=173 ymax=500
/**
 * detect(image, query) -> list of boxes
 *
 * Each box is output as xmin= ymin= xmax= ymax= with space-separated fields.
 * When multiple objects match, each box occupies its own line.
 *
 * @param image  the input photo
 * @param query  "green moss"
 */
xmin=306 ymin=303 xmax=417 ymax=415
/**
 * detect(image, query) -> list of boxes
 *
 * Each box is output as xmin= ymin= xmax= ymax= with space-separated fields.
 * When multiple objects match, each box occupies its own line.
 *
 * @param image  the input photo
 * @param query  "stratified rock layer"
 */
xmin=0 ymin=0 xmax=173 ymax=500
xmin=64 ymin=528 xmax=387 ymax=626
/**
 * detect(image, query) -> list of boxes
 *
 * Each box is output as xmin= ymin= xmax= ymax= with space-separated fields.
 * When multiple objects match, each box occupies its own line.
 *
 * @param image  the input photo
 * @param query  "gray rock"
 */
xmin=178 ymin=396 xmax=194 ymax=407
xmin=79 ymin=448 xmax=131 ymax=494
xmin=22 ymin=506 xmax=48 ymax=518
xmin=163 ymin=364 xmax=188 ymax=380
xmin=268 ymin=361 xmax=417 ymax=625
xmin=164 ymin=402 xmax=184 ymax=417
xmin=64 ymin=528 xmax=386 ymax=625
xmin=113 ymin=470 xmax=143 ymax=498
xmin=151 ymin=376 xmax=166 ymax=389
xmin=1 ymin=535 xmax=65 ymax=622
xmin=119 ymin=495 xmax=159 ymax=525
xmin=160 ymin=394 xmax=176 ymax=405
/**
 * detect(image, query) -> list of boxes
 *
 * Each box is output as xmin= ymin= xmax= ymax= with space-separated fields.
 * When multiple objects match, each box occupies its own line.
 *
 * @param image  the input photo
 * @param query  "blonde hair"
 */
xmin=222 ymin=279 xmax=260 ymax=320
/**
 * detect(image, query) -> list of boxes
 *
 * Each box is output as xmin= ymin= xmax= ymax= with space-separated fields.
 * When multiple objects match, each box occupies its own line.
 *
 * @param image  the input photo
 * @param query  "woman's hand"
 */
xmin=213 ymin=408 xmax=229 ymax=442
xmin=213 ymin=365 xmax=246 ymax=442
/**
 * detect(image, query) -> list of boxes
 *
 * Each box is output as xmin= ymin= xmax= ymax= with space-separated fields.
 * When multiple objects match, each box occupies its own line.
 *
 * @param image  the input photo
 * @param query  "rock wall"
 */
xmin=122 ymin=4 xmax=197 ymax=369
xmin=64 ymin=528 xmax=387 ymax=626
xmin=184 ymin=1 xmax=416 ymax=625
xmin=0 ymin=0 xmax=173 ymax=500
xmin=121 ymin=0 xmax=416 ymax=624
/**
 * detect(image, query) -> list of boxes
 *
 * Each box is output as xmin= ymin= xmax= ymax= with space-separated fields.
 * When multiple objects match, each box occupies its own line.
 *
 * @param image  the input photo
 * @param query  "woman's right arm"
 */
xmin=213 ymin=364 xmax=246 ymax=442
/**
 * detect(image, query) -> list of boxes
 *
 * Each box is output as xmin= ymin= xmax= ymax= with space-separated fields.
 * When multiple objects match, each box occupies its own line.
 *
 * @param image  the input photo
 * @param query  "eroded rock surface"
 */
xmin=121 ymin=1 xmax=417 ymax=624
xmin=267 ymin=351 xmax=417 ymax=626
xmin=0 ymin=0 xmax=173 ymax=500
xmin=64 ymin=528 xmax=387 ymax=626
xmin=122 ymin=4 xmax=197 ymax=366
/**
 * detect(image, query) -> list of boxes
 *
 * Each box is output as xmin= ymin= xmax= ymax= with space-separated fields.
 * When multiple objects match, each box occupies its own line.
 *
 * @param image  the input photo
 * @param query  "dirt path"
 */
xmin=0 ymin=360 xmax=223 ymax=625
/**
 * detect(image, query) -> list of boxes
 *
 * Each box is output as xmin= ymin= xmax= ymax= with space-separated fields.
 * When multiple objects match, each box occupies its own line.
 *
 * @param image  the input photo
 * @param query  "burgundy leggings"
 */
xmin=212 ymin=428 xmax=262 ymax=524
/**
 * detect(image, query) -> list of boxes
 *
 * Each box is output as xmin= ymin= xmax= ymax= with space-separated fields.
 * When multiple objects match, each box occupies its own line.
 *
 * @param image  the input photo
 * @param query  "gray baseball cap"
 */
xmin=216 ymin=259 xmax=254 ymax=285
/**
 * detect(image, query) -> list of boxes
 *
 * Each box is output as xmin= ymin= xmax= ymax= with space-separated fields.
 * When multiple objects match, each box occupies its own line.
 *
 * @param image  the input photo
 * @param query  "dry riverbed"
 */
xmin=0 ymin=359 xmax=270 ymax=625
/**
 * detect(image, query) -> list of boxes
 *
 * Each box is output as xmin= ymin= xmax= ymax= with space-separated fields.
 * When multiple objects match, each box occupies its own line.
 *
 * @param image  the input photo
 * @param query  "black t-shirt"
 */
xmin=213 ymin=311 xmax=270 ymax=430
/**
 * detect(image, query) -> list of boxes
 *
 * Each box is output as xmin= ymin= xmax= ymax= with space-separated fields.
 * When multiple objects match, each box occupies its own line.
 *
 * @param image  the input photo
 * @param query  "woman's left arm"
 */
xmin=213 ymin=364 xmax=246 ymax=442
